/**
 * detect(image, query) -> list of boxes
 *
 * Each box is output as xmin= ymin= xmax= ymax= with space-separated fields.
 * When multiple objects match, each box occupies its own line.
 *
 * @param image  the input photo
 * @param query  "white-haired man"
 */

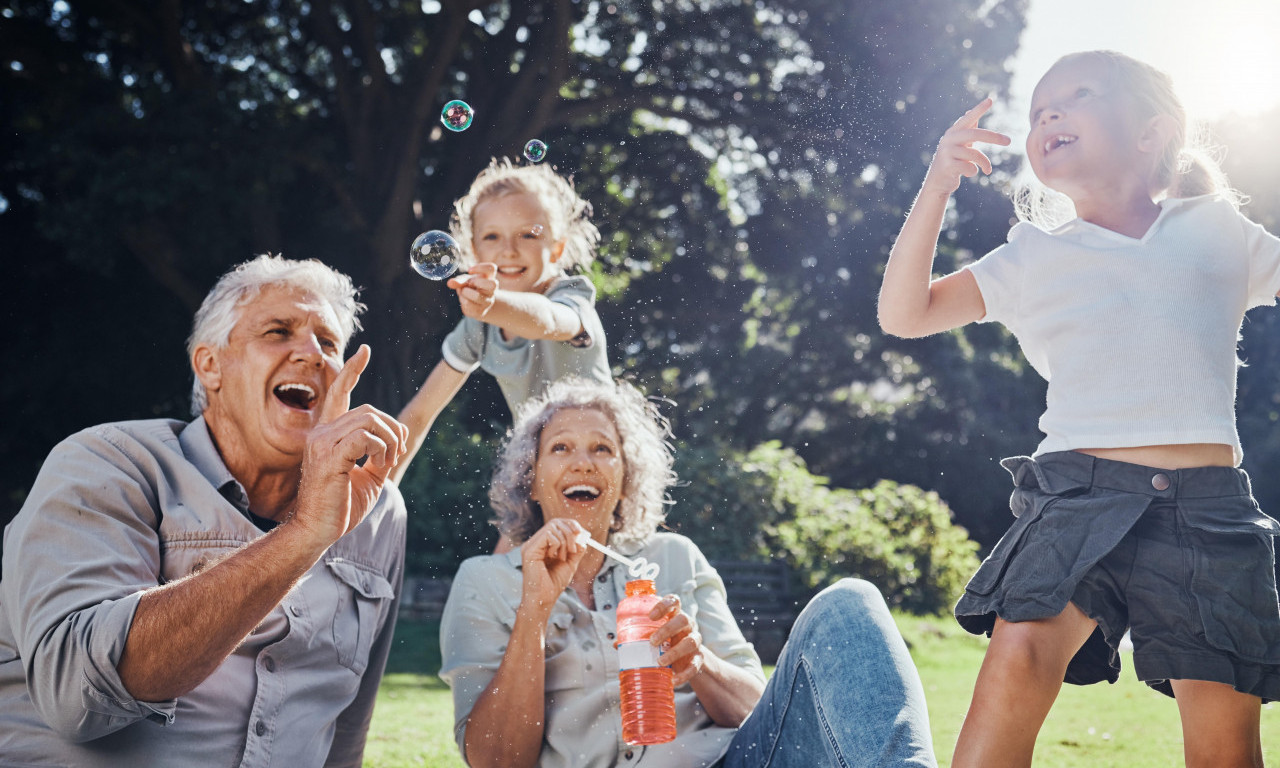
xmin=0 ymin=255 xmax=409 ymax=766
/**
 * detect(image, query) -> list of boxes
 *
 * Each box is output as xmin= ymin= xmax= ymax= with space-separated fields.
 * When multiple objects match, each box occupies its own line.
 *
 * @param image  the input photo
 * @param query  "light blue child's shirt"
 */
xmin=441 ymin=274 xmax=612 ymax=411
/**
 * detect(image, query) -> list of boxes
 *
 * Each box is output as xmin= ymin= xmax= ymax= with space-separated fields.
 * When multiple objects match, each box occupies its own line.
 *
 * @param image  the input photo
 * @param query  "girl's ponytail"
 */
xmin=1168 ymin=136 xmax=1244 ymax=207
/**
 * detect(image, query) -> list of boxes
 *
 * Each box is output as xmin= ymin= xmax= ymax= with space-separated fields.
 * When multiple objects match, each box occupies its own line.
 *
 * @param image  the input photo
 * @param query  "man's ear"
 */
xmin=192 ymin=344 xmax=222 ymax=395
xmin=550 ymin=239 xmax=567 ymax=263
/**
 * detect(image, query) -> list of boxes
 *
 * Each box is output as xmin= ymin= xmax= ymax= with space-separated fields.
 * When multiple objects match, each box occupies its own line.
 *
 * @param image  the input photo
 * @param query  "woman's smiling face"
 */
xmin=529 ymin=406 xmax=626 ymax=541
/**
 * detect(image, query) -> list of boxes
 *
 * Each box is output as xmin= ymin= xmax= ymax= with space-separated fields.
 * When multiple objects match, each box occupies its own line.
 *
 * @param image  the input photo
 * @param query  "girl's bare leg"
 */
xmin=1171 ymin=678 xmax=1262 ymax=768
xmin=952 ymin=602 xmax=1098 ymax=768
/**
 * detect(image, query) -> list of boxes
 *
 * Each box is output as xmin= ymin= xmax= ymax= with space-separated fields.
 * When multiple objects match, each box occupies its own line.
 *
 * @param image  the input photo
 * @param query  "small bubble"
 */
xmin=440 ymin=100 xmax=474 ymax=132
xmin=523 ymin=139 xmax=548 ymax=162
xmin=409 ymin=230 xmax=461 ymax=280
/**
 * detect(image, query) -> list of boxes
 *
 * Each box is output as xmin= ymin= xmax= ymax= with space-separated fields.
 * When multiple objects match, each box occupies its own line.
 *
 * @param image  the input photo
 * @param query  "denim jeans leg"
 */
xmin=722 ymin=579 xmax=936 ymax=768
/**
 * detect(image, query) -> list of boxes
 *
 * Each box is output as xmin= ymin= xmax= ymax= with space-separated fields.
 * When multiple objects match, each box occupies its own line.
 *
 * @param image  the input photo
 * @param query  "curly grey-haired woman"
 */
xmin=439 ymin=377 xmax=937 ymax=768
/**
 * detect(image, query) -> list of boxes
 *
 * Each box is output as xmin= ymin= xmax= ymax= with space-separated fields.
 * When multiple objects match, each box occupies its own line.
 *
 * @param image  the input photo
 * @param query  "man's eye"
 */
xmin=594 ymin=444 xmax=614 ymax=455
xmin=319 ymin=337 xmax=338 ymax=350
xmin=481 ymin=233 xmax=498 ymax=241
xmin=1075 ymin=87 xmax=1092 ymax=98
xmin=549 ymin=442 xmax=568 ymax=453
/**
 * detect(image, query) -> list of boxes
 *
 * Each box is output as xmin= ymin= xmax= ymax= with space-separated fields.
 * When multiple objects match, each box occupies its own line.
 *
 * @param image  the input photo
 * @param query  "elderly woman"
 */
xmin=440 ymin=378 xmax=936 ymax=768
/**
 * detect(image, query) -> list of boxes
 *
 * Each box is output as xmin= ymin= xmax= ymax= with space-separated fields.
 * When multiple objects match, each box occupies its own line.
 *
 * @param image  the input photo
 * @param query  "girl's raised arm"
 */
xmin=879 ymin=98 xmax=1008 ymax=338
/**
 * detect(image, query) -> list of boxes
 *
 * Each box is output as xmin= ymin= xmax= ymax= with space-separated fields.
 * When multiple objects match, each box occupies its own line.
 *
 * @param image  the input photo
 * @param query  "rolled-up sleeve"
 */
xmin=686 ymin=548 xmax=766 ymax=682
xmin=1 ymin=427 xmax=176 ymax=741
xmin=546 ymin=276 xmax=602 ymax=346
xmin=441 ymin=319 xmax=484 ymax=373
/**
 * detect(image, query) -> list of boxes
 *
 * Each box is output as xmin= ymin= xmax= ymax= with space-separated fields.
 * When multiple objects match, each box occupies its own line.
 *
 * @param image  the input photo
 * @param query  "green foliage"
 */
xmin=768 ymin=480 xmax=980 ymax=615
xmin=669 ymin=440 xmax=979 ymax=614
xmin=395 ymin=411 xmax=503 ymax=577
xmin=667 ymin=440 xmax=822 ymax=561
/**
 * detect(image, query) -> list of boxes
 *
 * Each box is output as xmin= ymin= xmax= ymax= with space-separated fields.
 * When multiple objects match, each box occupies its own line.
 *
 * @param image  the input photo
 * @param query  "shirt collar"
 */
xmin=178 ymin=416 xmax=251 ymax=511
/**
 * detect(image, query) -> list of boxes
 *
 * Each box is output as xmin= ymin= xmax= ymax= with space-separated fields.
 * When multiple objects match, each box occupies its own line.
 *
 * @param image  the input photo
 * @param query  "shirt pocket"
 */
xmin=326 ymin=557 xmax=396 ymax=675
xmin=1182 ymin=499 xmax=1280 ymax=664
xmin=543 ymin=608 xmax=585 ymax=693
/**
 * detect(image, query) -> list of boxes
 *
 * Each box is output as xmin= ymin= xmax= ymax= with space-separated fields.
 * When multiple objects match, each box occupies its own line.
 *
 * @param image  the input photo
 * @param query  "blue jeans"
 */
xmin=721 ymin=579 xmax=937 ymax=768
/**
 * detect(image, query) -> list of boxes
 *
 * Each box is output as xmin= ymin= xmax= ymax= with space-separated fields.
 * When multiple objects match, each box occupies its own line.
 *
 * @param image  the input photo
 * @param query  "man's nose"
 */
xmin=291 ymin=334 xmax=327 ymax=365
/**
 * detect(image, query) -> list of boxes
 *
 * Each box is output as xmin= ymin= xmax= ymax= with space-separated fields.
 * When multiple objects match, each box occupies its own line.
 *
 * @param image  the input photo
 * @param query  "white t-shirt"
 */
xmin=966 ymin=195 xmax=1280 ymax=464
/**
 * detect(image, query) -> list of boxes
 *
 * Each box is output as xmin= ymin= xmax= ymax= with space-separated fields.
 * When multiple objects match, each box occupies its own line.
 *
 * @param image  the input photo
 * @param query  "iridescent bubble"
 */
xmin=440 ymin=100 xmax=474 ymax=132
xmin=409 ymin=230 xmax=461 ymax=280
xmin=523 ymin=139 xmax=548 ymax=163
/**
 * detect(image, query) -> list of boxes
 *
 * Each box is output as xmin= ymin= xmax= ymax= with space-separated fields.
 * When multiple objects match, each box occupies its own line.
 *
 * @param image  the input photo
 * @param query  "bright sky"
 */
xmin=1006 ymin=0 xmax=1280 ymax=125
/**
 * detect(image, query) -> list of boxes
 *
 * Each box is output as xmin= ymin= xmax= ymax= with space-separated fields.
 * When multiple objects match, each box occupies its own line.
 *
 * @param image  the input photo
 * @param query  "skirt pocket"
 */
xmin=1184 ymin=500 xmax=1280 ymax=664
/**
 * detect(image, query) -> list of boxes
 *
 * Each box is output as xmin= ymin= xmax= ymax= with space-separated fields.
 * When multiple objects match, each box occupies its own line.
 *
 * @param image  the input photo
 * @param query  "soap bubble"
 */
xmin=523 ymin=139 xmax=548 ymax=163
xmin=409 ymin=230 xmax=461 ymax=280
xmin=440 ymin=100 xmax=474 ymax=132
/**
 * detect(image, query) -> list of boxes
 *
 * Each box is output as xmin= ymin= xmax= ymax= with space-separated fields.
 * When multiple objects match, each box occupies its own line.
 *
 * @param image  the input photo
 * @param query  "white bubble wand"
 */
xmin=575 ymin=530 xmax=660 ymax=582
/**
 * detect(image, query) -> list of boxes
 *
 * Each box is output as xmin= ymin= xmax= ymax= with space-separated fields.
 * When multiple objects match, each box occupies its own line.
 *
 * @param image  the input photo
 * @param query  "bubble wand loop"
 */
xmin=575 ymin=531 xmax=660 ymax=582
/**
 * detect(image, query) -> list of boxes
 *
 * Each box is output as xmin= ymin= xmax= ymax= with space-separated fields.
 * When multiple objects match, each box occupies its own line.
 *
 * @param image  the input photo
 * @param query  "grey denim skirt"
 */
xmin=955 ymin=450 xmax=1280 ymax=700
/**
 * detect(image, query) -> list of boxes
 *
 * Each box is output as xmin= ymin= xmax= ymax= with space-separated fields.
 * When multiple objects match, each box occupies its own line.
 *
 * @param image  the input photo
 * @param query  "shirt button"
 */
xmin=289 ymin=605 xmax=302 ymax=617
xmin=598 ymin=574 xmax=608 ymax=583
xmin=602 ymin=603 xmax=612 ymax=610
xmin=1151 ymin=473 xmax=1171 ymax=491
xmin=264 ymin=657 xmax=276 ymax=673
xmin=255 ymin=719 xmax=267 ymax=737
xmin=607 ymin=632 xmax=616 ymax=640
xmin=625 ymin=749 xmax=635 ymax=760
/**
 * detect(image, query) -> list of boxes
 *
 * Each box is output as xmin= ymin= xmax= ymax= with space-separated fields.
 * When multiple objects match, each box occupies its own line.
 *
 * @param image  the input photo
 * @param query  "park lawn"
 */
xmin=366 ymin=616 xmax=1280 ymax=768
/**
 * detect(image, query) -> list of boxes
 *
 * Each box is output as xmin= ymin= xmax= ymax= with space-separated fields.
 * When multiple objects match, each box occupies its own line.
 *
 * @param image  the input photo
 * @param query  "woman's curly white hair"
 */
xmin=489 ymin=378 xmax=676 ymax=547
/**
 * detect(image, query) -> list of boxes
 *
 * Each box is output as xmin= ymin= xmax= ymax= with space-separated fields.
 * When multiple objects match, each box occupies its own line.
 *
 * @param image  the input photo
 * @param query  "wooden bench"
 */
xmin=710 ymin=559 xmax=803 ymax=664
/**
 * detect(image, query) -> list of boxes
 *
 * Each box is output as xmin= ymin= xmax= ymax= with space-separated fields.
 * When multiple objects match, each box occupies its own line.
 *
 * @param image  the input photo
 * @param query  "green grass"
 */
xmin=366 ymin=616 xmax=1280 ymax=767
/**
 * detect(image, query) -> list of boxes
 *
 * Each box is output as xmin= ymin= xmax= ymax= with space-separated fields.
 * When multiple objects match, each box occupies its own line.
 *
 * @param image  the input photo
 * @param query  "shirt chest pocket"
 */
xmin=543 ymin=609 xmax=586 ymax=693
xmin=326 ymin=558 xmax=396 ymax=675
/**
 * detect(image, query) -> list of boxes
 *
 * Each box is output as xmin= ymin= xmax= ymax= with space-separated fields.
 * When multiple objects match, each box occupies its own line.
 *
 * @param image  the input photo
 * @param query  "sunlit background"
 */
xmin=1010 ymin=0 xmax=1280 ymax=123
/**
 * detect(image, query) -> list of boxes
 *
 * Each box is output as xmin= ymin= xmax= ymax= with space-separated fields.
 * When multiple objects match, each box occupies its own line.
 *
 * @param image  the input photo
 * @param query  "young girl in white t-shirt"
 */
xmin=879 ymin=50 xmax=1280 ymax=767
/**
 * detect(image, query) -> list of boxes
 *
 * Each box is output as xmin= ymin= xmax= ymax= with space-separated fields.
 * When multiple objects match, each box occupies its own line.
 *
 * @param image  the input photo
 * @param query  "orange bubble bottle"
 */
xmin=615 ymin=579 xmax=677 ymax=745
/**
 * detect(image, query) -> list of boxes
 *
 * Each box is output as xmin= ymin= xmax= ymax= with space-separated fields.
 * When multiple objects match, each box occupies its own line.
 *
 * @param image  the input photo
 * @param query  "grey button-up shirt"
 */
xmin=439 ymin=532 xmax=765 ymax=767
xmin=0 ymin=418 xmax=405 ymax=767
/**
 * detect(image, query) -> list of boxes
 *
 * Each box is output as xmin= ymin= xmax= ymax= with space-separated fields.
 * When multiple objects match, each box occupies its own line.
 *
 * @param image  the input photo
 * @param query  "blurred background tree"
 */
xmin=4 ymin=0 xmax=1279 ymax=607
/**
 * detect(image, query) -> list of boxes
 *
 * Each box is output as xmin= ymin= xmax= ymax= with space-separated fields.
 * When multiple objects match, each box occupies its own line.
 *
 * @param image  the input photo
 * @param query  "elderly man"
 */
xmin=0 ymin=255 xmax=408 ymax=766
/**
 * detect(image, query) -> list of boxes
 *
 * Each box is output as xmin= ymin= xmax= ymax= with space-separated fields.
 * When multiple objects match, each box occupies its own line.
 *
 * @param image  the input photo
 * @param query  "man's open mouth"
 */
xmin=274 ymin=382 xmax=317 ymax=410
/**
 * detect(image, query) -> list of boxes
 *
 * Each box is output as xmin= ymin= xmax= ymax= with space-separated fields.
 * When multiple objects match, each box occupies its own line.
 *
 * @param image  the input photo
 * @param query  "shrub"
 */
xmin=670 ymin=440 xmax=979 ymax=614
xmin=767 ymin=479 xmax=980 ymax=614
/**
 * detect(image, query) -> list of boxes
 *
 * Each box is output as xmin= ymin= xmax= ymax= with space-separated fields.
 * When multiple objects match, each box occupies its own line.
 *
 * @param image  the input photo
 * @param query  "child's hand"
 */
xmin=922 ymin=97 xmax=1011 ymax=197
xmin=447 ymin=262 xmax=498 ymax=319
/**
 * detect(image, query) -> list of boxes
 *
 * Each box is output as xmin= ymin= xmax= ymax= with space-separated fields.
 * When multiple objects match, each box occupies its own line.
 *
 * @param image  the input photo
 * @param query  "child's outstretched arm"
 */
xmin=449 ymin=263 xmax=582 ymax=341
xmin=389 ymin=359 xmax=470 ymax=485
xmin=879 ymin=98 xmax=1009 ymax=338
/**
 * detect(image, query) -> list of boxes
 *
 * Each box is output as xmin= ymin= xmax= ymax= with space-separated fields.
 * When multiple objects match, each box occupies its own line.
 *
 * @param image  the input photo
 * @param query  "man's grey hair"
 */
xmin=489 ymin=377 xmax=677 ymax=547
xmin=187 ymin=254 xmax=365 ymax=416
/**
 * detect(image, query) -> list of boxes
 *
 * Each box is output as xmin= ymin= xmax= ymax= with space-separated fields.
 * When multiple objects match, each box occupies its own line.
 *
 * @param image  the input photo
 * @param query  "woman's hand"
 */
xmin=448 ymin=263 xmax=498 ymax=319
xmin=921 ymin=97 xmax=1011 ymax=197
xmin=648 ymin=594 xmax=706 ymax=687
xmin=518 ymin=518 xmax=588 ymax=619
